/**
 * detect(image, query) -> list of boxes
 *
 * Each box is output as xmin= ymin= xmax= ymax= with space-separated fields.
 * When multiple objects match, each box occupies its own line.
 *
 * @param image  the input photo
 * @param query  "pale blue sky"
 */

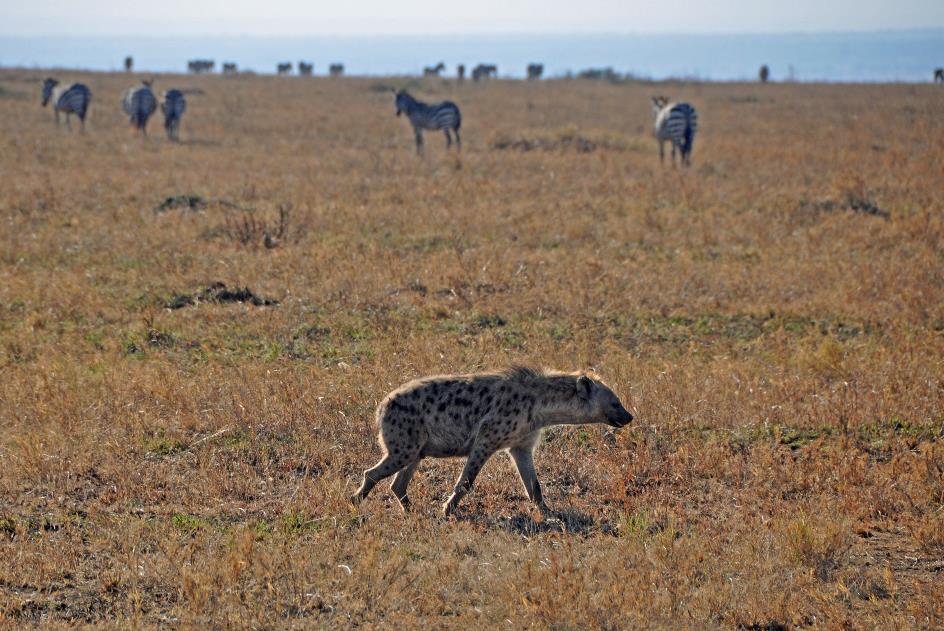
xmin=3 ymin=0 xmax=944 ymax=35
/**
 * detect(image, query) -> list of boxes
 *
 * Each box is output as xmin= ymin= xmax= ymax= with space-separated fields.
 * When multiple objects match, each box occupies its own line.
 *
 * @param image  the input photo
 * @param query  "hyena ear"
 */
xmin=576 ymin=375 xmax=593 ymax=401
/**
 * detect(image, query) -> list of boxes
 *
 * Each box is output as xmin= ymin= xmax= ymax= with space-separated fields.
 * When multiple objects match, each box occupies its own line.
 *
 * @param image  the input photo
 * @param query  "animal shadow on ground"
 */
xmin=490 ymin=508 xmax=618 ymax=537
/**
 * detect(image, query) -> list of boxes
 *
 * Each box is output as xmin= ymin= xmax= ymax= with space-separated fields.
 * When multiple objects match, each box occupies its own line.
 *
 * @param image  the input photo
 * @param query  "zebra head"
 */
xmin=41 ymin=78 xmax=59 ymax=106
xmin=651 ymin=95 xmax=669 ymax=114
xmin=395 ymin=90 xmax=414 ymax=117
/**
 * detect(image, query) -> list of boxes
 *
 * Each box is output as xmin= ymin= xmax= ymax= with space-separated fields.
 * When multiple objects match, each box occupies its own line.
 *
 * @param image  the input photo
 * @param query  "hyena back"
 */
xmin=352 ymin=366 xmax=634 ymax=516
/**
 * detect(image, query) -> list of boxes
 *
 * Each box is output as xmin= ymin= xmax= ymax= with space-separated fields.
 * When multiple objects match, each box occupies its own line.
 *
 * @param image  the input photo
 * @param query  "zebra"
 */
xmin=188 ymin=59 xmax=214 ymax=74
xmin=123 ymin=80 xmax=158 ymax=135
xmin=41 ymin=78 xmax=92 ymax=131
xmin=527 ymin=63 xmax=544 ymax=80
xmin=457 ymin=64 xmax=466 ymax=83
xmin=651 ymin=96 xmax=698 ymax=166
xmin=124 ymin=56 xmax=133 ymax=72
xmin=298 ymin=61 xmax=314 ymax=76
xmin=222 ymin=62 xmax=238 ymax=75
xmin=472 ymin=64 xmax=497 ymax=82
xmin=394 ymin=90 xmax=461 ymax=155
xmin=277 ymin=62 xmax=292 ymax=75
xmin=424 ymin=62 xmax=446 ymax=76
xmin=161 ymin=89 xmax=186 ymax=141
xmin=759 ymin=64 xmax=770 ymax=83
xmin=935 ymin=68 xmax=944 ymax=83
xmin=329 ymin=63 xmax=344 ymax=77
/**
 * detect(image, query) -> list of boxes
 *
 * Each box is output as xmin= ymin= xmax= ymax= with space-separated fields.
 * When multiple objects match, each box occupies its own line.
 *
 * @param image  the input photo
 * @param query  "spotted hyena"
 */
xmin=351 ymin=366 xmax=634 ymax=516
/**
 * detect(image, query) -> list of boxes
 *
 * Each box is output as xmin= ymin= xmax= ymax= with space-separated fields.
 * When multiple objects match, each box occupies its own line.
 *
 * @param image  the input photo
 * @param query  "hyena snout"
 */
xmin=606 ymin=403 xmax=634 ymax=428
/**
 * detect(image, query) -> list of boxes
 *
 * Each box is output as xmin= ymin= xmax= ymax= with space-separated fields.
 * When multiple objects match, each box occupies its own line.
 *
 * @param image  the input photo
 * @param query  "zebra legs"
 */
xmin=442 ymin=128 xmax=461 ymax=152
xmin=414 ymin=128 xmax=424 ymax=155
xmin=658 ymin=140 xmax=665 ymax=164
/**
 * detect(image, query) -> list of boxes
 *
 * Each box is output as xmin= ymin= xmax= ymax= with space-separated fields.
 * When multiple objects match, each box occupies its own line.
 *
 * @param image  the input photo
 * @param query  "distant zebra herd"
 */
xmin=42 ymin=77 xmax=187 ymax=141
xmin=38 ymin=72 xmax=702 ymax=165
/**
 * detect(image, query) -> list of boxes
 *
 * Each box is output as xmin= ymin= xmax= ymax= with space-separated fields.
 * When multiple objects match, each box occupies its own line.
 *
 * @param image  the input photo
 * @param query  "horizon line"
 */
xmin=2 ymin=27 xmax=944 ymax=39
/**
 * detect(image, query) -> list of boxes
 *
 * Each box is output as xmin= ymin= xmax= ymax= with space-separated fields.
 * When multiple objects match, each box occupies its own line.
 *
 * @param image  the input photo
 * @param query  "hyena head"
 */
xmin=42 ymin=78 xmax=59 ymax=106
xmin=576 ymin=375 xmax=634 ymax=428
xmin=651 ymin=95 xmax=669 ymax=115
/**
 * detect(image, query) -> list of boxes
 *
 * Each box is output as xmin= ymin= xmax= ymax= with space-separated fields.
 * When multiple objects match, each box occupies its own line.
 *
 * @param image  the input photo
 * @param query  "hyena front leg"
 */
xmin=443 ymin=443 xmax=496 ymax=517
xmin=509 ymin=446 xmax=550 ymax=515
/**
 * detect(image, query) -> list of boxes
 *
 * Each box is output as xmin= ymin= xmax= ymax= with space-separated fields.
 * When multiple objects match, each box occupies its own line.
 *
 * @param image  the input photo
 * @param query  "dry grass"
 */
xmin=1 ymin=68 xmax=943 ymax=629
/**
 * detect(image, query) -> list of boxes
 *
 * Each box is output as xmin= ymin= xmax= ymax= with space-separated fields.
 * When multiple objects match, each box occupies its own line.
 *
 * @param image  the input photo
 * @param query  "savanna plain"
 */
xmin=0 ymin=69 xmax=943 ymax=629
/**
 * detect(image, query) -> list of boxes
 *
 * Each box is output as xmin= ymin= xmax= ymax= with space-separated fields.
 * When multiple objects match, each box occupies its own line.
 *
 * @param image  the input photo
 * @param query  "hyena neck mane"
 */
xmin=502 ymin=366 xmax=597 ymax=428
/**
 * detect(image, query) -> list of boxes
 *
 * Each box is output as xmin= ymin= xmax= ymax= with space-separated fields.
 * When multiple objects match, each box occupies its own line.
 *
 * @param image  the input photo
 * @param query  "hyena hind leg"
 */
xmin=352 ymin=454 xmax=412 ymax=504
xmin=390 ymin=459 xmax=421 ymax=511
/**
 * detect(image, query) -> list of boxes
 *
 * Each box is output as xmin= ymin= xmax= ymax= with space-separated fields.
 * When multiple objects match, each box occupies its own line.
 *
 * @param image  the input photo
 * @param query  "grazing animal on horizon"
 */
xmin=472 ymin=63 xmax=497 ymax=82
xmin=187 ymin=59 xmax=214 ymax=74
xmin=651 ymin=95 xmax=698 ymax=166
xmin=394 ymin=89 xmax=461 ymax=155
xmin=41 ymin=78 xmax=92 ymax=131
xmin=124 ymin=56 xmax=133 ymax=72
xmin=424 ymin=62 xmax=446 ymax=76
xmin=329 ymin=63 xmax=344 ymax=77
xmin=123 ymin=80 xmax=157 ymax=135
xmin=527 ymin=63 xmax=544 ymax=80
xmin=298 ymin=61 xmax=313 ymax=76
xmin=160 ymin=89 xmax=186 ymax=141
xmin=277 ymin=62 xmax=292 ymax=75
xmin=759 ymin=64 xmax=770 ymax=83
xmin=935 ymin=68 xmax=944 ymax=83
xmin=222 ymin=62 xmax=238 ymax=75
xmin=457 ymin=64 xmax=465 ymax=83
xmin=351 ymin=367 xmax=634 ymax=516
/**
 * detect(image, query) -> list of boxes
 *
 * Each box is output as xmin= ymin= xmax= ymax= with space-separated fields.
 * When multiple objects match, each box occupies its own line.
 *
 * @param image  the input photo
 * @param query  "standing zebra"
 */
xmin=41 ymin=78 xmax=92 ymax=131
xmin=935 ymin=68 xmax=944 ymax=83
xmin=123 ymin=80 xmax=158 ymax=135
xmin=651 ymin=96 xmax=698 ymax=166
xmin=424 ymin=62 xmax=446 ymax=76
xmin=161 ymin=89 xmax=186 ymax=141
xmin=394 ymin=90 xmax=461 ymax=155
xmin=527 ymin=63 xmax=544 ymax=80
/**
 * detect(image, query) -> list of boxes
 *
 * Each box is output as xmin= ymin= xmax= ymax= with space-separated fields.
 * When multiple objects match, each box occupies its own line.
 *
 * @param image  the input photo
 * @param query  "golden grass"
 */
xmin=0 ymin=68 xmax=943 ymax=628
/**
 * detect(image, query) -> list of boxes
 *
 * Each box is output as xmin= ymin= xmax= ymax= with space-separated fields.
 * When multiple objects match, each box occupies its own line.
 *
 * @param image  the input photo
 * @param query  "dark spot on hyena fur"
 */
xmin=438 ymin=402 xmax=447 ymax=413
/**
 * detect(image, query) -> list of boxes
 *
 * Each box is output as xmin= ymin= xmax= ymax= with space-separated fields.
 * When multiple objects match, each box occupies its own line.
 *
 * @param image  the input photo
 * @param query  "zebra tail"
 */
xmin=681 ymin=120 xmax=694 ymax=155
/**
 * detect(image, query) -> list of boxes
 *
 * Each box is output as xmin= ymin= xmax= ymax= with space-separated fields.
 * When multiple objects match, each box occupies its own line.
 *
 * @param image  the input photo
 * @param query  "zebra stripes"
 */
xmin=42 ymin=78 xmax=92 ymax=131
xmin=123 ymin=81 xmax=158 ymax=134
xmin=161 ymin=89 xmax=186 ymax=141
xmin=395 ymin=90 xmax=461 ymax=155
xmin=651 ymin=96 xmax=698 ymax=166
